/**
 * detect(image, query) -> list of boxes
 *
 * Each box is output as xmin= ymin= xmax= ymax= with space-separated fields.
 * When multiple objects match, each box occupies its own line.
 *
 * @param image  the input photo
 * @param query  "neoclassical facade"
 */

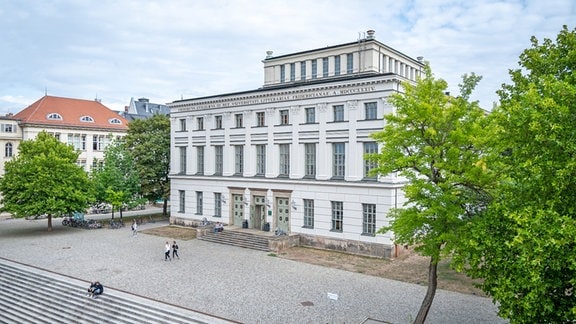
xmin=168 ymin=31 xmax=424 ymax=258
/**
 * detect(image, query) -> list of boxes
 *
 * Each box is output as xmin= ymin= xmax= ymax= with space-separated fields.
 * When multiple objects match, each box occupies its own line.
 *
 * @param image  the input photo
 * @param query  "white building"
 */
xmin=3 ymin=95 xmax=129 ymax=174
xmin=168 ymin=31 xmax=424 ymax=258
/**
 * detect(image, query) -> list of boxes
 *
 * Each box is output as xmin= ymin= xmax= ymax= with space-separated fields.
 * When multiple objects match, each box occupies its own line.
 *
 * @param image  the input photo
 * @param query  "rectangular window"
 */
xmin=197 ymin=117 xmax=204 ymax=130
xmin=332 ymin=143 xmax=345 ymax=178
xmin=322 ymin=57 xmax=329 ymax=77
xmin=300 ymin=61 xmax=306 ymax=80
xmin=280 ymin=110 xmax=289 ymax=125
xmin=1 ymin=124 xmax=14 ymax=132
xmin=334 ymin=55 xmax=341 ymax=76
xmin=279 ymin=144 xmax=290 ymax=176
xmin=256 ymin=144 xmax=266 ymax=176
xmin=303 ymin=199 xmax=314 ymax=228
xmin=178 ymin=190 xmax=185 ymax=213
xmin=363 ymin=203 xmax=376 ymax=235
xmin=235 ymin=114 xmax=243 ymax=128
xmin=364 ymin=142 xmax=378 ymax=179
xmin=290 ymin=63 xmax=295 ymax=81
xmin=179 ymin=118 xmax=187 ymax=131
xmin=179 ymin=147 xmax=187 ymax=174
xmin=196 ymin=191 xmax=203 ymax=215
xmin=81 ymin=135 xmax=87 ymax=151
xmin=331 ymin=201 xmax=343 ymax=232
xmin=256 ymin=111 xmax=266 ymax=127
xmin=214 ymin=145 xmax=223 ymax=175
xmin=304 ymin=143 xmax=316 ymax=177
xmin=280 ymin=65 xmax=285 ymax=83
xmin=347 ymin=53 xmax=353 ymax=74
xmin=214 ymin=193 xmax=222 ymax=217
xmin=311 ymin=60 xmax=317 ymax=79
xmin=235 ymin=145 xmax=244 ymax=175
xmin=196 ymin=146 xmax=204 ymax=175
xmin=92 ymin=135 xmax=109 ymax=151
xmin=215 ymin=115 xmax=223 ymax=129
xmin=305 ymin=107 xmax=315 ymax=124
xmin=333 ymin=105 xmax=344 ymax=122
xmin=365 ymin=102 xmax=378 ymax=120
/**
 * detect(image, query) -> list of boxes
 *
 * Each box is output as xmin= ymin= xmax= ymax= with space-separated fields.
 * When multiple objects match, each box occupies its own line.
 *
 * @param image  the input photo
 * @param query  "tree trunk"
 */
xmin=47 ymin=214 xmax=53 ymax=232
xmin=120 ymin=206 xmax=123 ymax=220
xmin=413 ymin=257 xmax=438 ymax=324
xmin=163 ymin=198 xmax=168 ymax=216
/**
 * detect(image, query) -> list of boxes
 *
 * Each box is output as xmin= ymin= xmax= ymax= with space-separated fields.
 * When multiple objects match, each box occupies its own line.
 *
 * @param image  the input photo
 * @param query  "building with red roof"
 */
xmin=0 ymin=95 xmax=128 ymax=175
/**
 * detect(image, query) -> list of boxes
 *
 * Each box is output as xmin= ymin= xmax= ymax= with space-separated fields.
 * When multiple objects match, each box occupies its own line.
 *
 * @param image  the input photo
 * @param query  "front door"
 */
xmin=275 ymin=197 xmax=290 ymax=233
xmin=251 ymin=196 xmax=265 ymax=230
xmin=232 ymin=194 xmax=244 ymax=226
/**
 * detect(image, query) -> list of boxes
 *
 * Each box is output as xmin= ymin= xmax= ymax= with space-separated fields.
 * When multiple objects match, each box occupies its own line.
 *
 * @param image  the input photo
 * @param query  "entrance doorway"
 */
xmin=275 ymin=197 xmax=290 ymax=233
xmin=251 ymin=195 xmax=266 ymax=230
xmin=232 ymin=194 xmax=244 ymax=226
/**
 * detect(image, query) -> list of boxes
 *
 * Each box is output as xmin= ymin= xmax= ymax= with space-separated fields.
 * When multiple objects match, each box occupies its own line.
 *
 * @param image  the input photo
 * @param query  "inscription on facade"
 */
xmin=175 ymin=86 xmax=377 ymax=112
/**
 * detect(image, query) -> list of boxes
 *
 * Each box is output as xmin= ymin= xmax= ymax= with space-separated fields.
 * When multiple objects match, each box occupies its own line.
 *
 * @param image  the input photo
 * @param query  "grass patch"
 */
xmin=140 ymin=225 xmax=197 ymax=241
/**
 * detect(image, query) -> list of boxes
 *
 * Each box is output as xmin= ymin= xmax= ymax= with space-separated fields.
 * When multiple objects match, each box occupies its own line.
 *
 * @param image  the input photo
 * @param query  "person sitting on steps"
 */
xmin=214 ymin=222 xmax=224 ymax=233
xmin=87 ymin=281 xmax=104 ymax=298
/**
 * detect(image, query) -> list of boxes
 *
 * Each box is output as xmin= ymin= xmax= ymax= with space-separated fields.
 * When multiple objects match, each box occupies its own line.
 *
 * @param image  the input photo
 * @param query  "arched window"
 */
xmin=5 ymin=143 xmax=13 ymax=157
xmin=109 ymin=118 xmax=122 ymax=125
xmin=80 ymin=115 xmax=94 ymax=122
xmin=47 ymin=113 xmax=63 ymax=120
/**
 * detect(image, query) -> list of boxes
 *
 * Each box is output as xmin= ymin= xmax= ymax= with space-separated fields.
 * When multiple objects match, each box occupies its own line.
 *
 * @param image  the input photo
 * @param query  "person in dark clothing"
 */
xmin=87 ymin=281 xmax=104 ymax=298
xmin=172 ymin=241 xmax=180 ymax=259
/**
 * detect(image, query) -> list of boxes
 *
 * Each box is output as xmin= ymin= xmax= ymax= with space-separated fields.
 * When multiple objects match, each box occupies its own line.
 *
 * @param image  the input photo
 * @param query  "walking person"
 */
xmin=172 ymin=240 xmax=180 ymax=259
xmin=131 ymin=219 xmax=138 ymax=236
xmin=164 ymin=241 xmax=171 ymax=261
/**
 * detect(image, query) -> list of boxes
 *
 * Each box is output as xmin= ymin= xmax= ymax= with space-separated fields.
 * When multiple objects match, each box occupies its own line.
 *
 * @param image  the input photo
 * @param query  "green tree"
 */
xmin=0 ymin=131 xmax=94 ymax=231
xmin=124 ymin=114 xmax=170 ymax=216
xmin=455 ymin=26 xmax=576 ymax=323
xmin=369 ymin=65 xmax=492 ymax=323
xmin=91 ymin=138 xmax=140 ymax=219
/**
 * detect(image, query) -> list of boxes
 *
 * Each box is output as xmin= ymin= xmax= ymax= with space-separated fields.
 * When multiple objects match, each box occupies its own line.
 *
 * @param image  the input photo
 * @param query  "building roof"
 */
xmin=14 ymin=95 xmax=128 ymax=131
xmin=119 ymin=97 xmax=169 ymax=122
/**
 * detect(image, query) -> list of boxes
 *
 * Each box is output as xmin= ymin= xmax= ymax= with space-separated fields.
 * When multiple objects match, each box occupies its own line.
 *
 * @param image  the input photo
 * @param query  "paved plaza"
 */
xmin=0 ymin=211 xmax=506 ymax=324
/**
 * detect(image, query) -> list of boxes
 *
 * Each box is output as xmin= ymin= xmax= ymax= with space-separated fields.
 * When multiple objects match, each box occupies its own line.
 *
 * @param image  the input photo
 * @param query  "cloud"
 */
xmin=0 ymin=0 xmax=574 ymax=113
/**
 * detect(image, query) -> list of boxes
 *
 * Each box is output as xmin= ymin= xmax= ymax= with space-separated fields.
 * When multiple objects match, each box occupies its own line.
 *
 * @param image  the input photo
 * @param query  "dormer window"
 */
xmin=47 ymin=113 xmax=63 ymax=120
xmin=109 ymin=118 xmax=122 ymax=125
xmin=80 ymin=115 xmax=94 ymax=122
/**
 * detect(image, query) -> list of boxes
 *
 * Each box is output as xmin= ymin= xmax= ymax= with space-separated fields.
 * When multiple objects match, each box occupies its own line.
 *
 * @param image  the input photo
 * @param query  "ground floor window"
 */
xmin=303 ymin=199 xmax=314 ymax=228
xmin=331 ymin=201 xmax=343 ymax=232
xmin=178 ymin=190 xmax=185 ymax=213
xmin=362 ymin=203 xmax=376 ymax=235
xmin=196 ymin=191 xmax=203 ymax=215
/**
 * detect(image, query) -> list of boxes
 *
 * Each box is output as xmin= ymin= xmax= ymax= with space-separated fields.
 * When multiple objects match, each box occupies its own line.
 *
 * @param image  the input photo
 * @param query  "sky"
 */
xmin=1 ymin=0 xmax=574 ymax=115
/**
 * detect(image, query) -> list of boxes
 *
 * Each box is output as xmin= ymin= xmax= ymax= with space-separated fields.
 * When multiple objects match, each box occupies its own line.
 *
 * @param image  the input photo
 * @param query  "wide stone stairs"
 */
xmin=197 ymin=229 xmax=272 ymax=252
xmin=0 ymin=257 xmax=236 ymax=324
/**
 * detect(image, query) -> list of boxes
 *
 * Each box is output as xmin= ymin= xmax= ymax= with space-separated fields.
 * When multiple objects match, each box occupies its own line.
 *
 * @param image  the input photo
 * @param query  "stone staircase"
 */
xmin=0 ymin=257 xmax=236 ymax=324
xmin=197 ymin=229 xmax=272 ymax=252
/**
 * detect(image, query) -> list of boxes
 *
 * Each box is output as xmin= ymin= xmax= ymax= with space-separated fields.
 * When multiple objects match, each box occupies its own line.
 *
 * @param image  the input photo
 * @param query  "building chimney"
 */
xmin=366 ymin=30 xmax=375 ymax=40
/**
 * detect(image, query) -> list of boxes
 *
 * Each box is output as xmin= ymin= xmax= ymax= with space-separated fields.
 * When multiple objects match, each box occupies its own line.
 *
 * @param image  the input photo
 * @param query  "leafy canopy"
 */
xmin=0 ymin=131 xmax=94 ymax=230
xmin=124 ymin=114 xmax=170 ymax=215
xmin=369 ymin=64 xmax=492 ymax=323
xmin=455 ymin=25 xmax=576 ymax=323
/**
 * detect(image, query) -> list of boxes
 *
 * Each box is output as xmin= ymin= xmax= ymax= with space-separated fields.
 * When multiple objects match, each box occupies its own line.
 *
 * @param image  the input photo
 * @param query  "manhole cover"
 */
xmin=301 ymin=301 xmax=314 ymax=306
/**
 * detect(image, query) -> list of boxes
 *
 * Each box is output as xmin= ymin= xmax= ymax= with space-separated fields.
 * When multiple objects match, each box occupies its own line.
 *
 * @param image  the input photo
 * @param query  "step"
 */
xmin=0 ymin=266 xmax=193 ymax=324
xmin=0 ymin=258 xmax=235 ymax=324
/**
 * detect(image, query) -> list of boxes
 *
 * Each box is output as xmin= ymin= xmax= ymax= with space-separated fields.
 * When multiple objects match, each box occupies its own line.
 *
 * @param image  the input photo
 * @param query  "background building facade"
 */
xmin=169 ymin=31 xmax=424 ymax=257
xmin=1 ymin=95 xmax=129 ymax=174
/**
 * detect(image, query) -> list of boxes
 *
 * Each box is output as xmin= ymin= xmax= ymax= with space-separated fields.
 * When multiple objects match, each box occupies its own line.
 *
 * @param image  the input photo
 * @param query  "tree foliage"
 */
xmin=369 ymin=65 xmax=492 ymax=323
xmin=455 ymin=25 xmax=576 ymax=323
xmin=91 ymin=137 xmax=140 ymax=219
xmin=0 ymin=131 xmax=94 ymax=231
xmin=124 ymin=114 xmax=170 ymax=216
